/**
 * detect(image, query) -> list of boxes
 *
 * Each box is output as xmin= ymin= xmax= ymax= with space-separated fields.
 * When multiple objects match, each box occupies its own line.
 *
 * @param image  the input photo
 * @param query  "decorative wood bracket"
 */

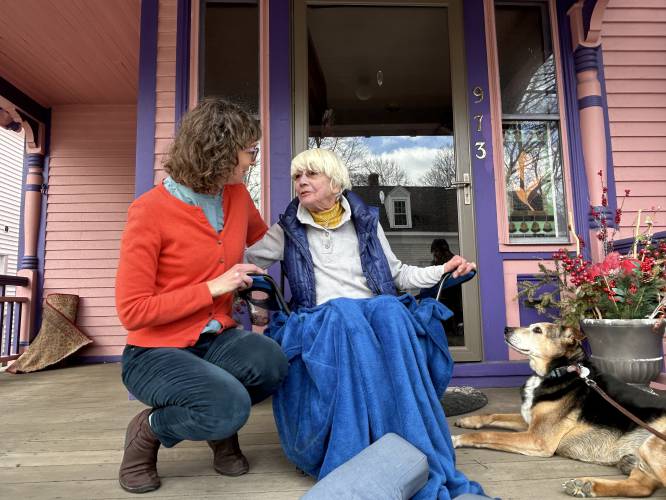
xmin=567 ymin=0 xmax=609 ymax=49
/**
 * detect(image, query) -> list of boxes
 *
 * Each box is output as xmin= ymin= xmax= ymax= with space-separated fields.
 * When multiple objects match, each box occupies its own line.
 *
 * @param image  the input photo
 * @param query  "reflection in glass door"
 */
xmin=296 ymin=1 xmax=482 ymax=359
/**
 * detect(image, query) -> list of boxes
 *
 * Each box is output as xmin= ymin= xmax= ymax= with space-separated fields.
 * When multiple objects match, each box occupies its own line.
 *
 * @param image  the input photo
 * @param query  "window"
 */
xmin=495 ymin=1 xmax=568 ymax=243
xmin=393 ymin=200 xmax=407 ymax=227
xmin=201 ymin=2 xmax=259 ymax=113
xmin=200 ymin=1 xmax=262 ymax=209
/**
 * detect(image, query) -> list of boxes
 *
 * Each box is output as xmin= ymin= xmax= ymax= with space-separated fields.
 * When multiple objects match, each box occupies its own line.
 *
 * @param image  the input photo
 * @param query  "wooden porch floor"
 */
xmin=1 ymin=363 xmax=664 ymax=500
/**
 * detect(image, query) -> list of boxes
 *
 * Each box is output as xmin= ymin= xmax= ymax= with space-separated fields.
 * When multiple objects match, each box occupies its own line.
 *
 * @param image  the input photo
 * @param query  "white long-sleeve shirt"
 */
xmin=245 ymin=196 xmax=445 ymax=306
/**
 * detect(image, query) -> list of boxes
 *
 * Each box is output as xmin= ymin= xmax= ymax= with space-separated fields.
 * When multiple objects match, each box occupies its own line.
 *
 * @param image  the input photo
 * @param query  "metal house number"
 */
xmin=474 ymin=141 xmax=487 ymax=159
xmin=472 ymin=86 xmax=486 ymax=160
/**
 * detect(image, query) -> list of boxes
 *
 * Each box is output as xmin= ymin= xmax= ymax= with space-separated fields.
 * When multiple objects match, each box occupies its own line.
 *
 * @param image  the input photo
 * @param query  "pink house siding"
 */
xmin=153 ymin=0 xmax=177 ymax=184
xmin=45 ymin=105 xmax=136 ymax=358
xmin=602 ymin=0 xmax=666 ymax=237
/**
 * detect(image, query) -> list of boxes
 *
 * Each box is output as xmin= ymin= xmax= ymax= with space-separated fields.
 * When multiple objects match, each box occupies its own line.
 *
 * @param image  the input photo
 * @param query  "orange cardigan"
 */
xmin=115 ymin=183 xmax=268 ymax=347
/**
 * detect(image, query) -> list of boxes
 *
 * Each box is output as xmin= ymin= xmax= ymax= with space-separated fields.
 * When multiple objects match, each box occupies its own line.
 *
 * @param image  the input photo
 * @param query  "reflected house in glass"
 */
xmin=1 ymin=0 xmax=665 ymax=388
xmin=354 ymin=180 xmax=459 ymax=268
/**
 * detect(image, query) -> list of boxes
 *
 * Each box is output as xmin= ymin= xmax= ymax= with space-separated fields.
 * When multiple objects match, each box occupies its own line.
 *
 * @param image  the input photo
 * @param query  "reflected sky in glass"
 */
xmin=354 ymin=135 xmax=454 ymax=185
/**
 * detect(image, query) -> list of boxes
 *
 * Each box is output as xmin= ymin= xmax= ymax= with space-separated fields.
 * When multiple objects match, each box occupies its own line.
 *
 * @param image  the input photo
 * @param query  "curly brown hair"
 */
xmin=163 ymin=97 xmax=261 ymax=193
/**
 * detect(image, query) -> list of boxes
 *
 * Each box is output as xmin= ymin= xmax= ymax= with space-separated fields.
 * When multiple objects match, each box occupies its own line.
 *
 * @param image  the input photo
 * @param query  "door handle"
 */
xmin=450 ymin=173 xmax=471 ymax=205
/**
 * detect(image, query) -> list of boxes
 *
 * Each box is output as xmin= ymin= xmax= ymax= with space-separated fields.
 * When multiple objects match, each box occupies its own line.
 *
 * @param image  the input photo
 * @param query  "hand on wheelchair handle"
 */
xmin=443 ymin=255 xmax=476 ymax=279
xmin=206 ymin=263 xmax=266 ymax=298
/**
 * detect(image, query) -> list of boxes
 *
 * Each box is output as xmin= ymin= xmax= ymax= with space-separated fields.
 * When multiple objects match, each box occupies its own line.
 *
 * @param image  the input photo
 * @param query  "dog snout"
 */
xmin=504 ymin=327 xmax=514 ymax=338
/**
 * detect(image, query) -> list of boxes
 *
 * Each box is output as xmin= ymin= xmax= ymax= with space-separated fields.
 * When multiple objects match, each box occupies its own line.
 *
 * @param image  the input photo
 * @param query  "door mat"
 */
xmin=440 ymin=386 xmax=488 ymax=417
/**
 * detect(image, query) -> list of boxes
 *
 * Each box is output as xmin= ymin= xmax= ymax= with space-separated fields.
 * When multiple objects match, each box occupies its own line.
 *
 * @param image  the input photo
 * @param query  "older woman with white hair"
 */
xmin=245 ymin=148 xmax=485 ymax=500
xmin=246 ymin=148 xmax=475 ymax=306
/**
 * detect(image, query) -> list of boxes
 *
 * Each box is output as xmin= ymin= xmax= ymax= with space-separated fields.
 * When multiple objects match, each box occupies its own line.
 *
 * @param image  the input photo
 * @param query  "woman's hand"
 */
xmin=206 ymin=263 xmax=266 ymax=298
xmin=443 ymin=255 xmax=476 ymax=279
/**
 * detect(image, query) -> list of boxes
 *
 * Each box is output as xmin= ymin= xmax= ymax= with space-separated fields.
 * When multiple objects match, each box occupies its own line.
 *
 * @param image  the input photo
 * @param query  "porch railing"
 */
xmin=0 ymin=274 xmax=29 ymax=366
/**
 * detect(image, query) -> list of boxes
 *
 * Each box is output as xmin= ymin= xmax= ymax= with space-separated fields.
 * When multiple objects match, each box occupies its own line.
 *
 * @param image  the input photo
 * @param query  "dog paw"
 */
xmin=455 ymin=416 xmax=481 ymax=429
xmin=563 ymin=479 xmax=594 ymax=497
xmin=451 ymin=435 xmax=463 ymax=448
xmin=618 ymin=454 xmax=638 ymax=475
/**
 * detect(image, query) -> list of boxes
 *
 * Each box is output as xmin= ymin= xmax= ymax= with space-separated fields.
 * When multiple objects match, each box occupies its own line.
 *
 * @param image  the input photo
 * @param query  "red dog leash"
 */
xmin=569 ymin=364 xmax=666 ymax=442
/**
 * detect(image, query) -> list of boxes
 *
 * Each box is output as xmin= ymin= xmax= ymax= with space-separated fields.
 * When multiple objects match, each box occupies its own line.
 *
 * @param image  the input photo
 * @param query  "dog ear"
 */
xmin=562 ymin=326 xmax=584 ymax=345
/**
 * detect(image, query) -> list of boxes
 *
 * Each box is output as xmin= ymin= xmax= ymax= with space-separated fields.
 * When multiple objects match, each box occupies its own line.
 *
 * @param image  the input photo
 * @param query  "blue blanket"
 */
xmin=266 ymin=294 xmax=485 ymax=499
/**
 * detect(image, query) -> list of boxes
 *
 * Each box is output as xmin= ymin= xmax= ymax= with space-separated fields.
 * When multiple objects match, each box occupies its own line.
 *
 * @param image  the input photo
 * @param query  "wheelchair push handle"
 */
xmin=238 ymin=272 xmax=291 ymax=315
xmin=436 ymin=269 xmax=476 ymax=302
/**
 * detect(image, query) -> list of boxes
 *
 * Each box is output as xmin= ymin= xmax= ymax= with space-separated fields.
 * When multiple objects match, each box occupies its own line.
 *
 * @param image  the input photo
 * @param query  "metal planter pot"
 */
xmin=580 ymin=319 xmax=666 ymax=385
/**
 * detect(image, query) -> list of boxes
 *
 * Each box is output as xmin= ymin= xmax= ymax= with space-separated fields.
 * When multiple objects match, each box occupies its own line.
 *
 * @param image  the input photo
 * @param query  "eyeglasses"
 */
xmin=243 ymin=145 xmax=260 ymax=162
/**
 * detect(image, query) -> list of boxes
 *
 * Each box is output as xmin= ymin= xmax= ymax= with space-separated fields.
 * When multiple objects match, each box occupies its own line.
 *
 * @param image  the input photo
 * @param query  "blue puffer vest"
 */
xmin=279 ymin=190 xmax=397 ymax=310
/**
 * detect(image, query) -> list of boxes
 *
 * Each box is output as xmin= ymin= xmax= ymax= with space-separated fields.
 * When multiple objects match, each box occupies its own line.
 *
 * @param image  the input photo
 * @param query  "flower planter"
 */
xmin=580 ymin=319 xmax=666 ymax=386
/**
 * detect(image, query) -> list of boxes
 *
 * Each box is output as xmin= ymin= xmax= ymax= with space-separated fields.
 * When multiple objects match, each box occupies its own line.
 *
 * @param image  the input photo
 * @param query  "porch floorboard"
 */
xmin=1 ymin=363 xmax=663 ymax=499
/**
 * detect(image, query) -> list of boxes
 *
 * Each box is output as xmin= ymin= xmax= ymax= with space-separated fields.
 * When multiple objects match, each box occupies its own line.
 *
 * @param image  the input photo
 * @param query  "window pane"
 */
xmin=203 ymin=2 xmax=259 ymax=114
xmin=495 ymin=3 xmax=558 ymax=115
xmin=202 ymin=1 xmax=262 ymax=209
xmin=503 ymin=121 xmax=568 ymax=243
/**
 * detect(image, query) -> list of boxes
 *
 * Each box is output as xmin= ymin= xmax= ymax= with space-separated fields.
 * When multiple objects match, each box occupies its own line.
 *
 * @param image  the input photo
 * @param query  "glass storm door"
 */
xmin=294 ymin=0 xmax=482 ymax=360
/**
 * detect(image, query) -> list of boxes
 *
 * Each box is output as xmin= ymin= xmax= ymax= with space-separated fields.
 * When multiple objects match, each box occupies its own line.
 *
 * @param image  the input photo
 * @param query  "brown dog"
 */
xmin=452 ymin=323 xmax=666 ymax=497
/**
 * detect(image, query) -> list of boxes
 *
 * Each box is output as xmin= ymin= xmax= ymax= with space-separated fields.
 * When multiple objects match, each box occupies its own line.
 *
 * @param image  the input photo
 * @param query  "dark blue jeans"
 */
xmin=122 ymin=328 xmax=288 ymax=448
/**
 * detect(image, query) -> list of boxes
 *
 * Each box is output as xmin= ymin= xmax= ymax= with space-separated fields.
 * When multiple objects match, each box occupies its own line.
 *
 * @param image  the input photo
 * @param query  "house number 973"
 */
xmin=472 ymin=86 xmax=486 ymax=159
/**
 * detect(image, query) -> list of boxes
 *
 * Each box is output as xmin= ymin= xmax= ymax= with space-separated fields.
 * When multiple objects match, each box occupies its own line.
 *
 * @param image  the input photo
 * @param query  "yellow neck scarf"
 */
xmin=309 ymin=201 xmax=344 ymax=229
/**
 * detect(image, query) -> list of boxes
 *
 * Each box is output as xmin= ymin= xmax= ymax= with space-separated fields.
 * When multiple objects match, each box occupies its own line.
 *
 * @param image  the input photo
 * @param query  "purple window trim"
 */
xmin=175 ymin=0 xmax=191 ymax=129
xmin=464 ymin=0 xmax=507 ymax=362
xmin=135 ymin=0 xmax=159 ymax=198
xmin=269 ymin=0 xmax=292 ymax=226
xmin=516 ymin=273 xmax=559 ymax=326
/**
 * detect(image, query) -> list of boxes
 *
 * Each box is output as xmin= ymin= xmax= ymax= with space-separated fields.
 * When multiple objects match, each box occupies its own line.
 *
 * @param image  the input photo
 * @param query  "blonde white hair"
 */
xmin=291 ymin=148 xmax=352 ymax=194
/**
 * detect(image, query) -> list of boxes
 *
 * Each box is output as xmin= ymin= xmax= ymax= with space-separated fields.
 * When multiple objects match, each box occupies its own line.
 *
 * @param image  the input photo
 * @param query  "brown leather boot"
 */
xmin=119 ymin=408 xmax=161 ymax=493
xmin=208 ymin=433 xmax=249 ymax=476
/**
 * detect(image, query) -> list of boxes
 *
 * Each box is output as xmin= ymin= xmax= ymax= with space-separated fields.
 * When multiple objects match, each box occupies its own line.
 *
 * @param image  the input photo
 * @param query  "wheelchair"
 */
xmin=239 ymin=269 xmax=476 ymax=324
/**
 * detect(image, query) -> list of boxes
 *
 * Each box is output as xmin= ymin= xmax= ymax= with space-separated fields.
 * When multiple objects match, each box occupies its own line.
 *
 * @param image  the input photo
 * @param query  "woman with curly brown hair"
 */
xmin=115 ymin=98 xmax=288 ymax=494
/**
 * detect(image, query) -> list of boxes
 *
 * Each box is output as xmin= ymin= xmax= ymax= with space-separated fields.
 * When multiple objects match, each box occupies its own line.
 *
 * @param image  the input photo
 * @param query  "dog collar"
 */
xmin=545 ymin=366 xmax=571 ymax=379
xmin=545 ymin=364 xmax=590 ymax=380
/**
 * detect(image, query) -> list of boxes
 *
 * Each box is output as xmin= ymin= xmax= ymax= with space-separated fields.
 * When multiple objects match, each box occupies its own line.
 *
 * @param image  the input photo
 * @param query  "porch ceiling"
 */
xmin=0 ymin=0 xmax=140 ymax=107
